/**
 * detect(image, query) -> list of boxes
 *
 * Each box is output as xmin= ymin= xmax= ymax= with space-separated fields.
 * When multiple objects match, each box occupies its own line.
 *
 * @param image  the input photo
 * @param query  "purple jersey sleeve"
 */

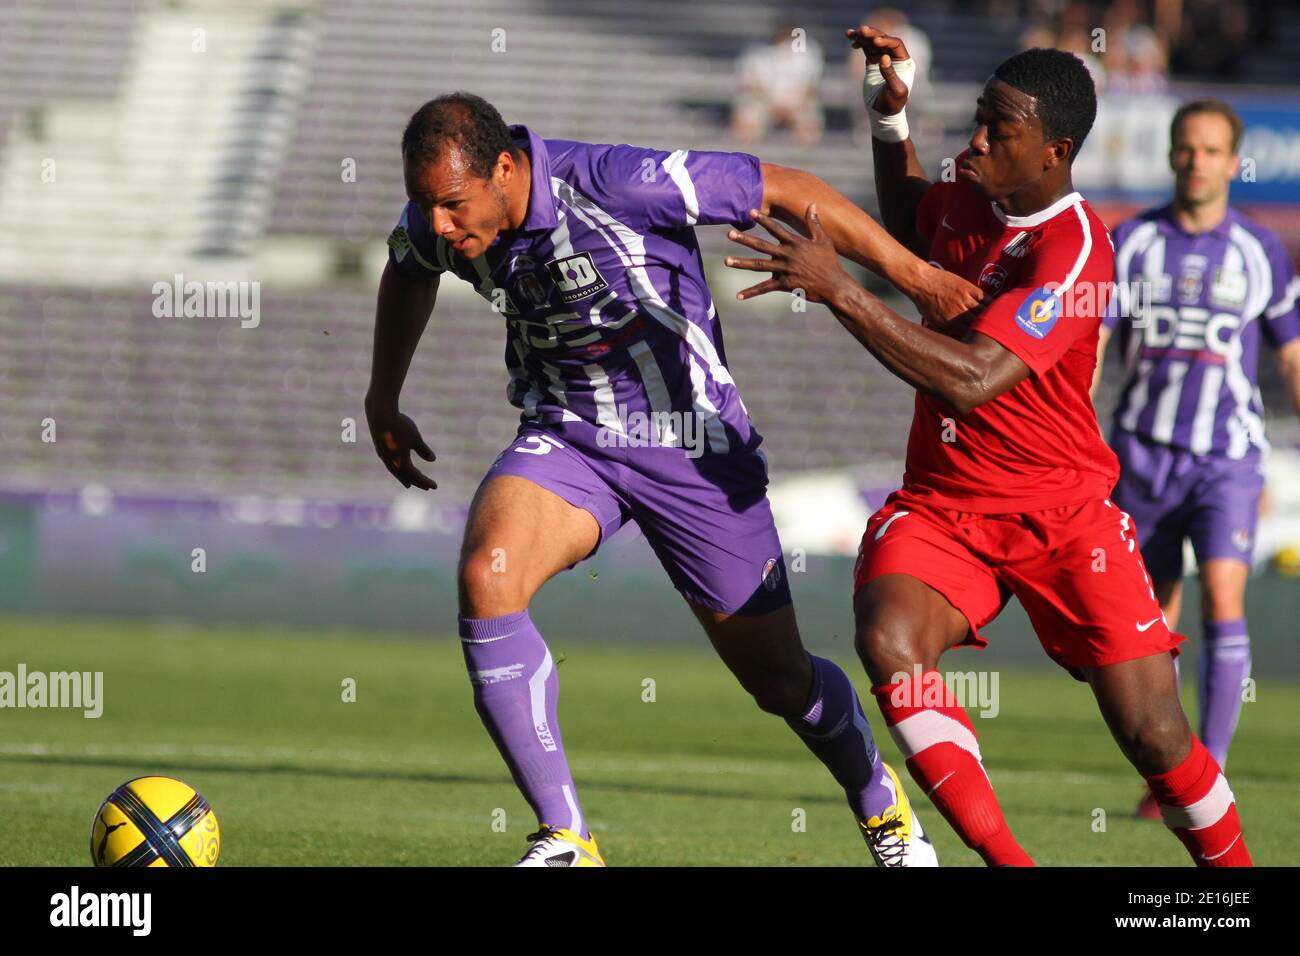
xmin=386 ymin=203 xmax=447 ymax=278
xmin=1262 ymin=236 xmax=1300 ymax=349
xmin=1103 ymin=217 xmax=1137 ymax=331
xmin=581 ymin=144 xmax=764 ymax=232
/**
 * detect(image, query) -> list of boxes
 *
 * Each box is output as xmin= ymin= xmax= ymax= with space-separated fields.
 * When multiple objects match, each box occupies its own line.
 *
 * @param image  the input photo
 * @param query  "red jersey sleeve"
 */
xmin=970 ymin=206 xmax=1113 ymax=376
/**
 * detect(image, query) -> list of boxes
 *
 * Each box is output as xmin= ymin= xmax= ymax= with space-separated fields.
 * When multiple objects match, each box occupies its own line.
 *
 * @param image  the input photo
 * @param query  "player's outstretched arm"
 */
xmin=1278 ymin=339 xmax=1300 ymax=417
xmin=846 ymin=26 xmax=930 ymax=254
xmin=727 ymin=205 xmax=1028 ymax=415
xmin=759 ymin=162 xmax=980 ymax=324
xmin=365 ymin=259 xmax=439 ymax=490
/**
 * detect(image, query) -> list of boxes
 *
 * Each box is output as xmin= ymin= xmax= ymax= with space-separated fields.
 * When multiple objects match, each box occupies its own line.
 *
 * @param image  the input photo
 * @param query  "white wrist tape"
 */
xmin=863 ymin=56 xmax=916 ymax=143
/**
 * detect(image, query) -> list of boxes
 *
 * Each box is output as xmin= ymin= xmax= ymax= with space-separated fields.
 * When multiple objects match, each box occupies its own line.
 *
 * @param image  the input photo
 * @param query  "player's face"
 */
xmin=404 ymin=145 xmax=512 ymax=260
xmin=960 ymin=78 xmax=1057 ymax=201
xmin=1170 ymin=112 xmax=1239 ymax=208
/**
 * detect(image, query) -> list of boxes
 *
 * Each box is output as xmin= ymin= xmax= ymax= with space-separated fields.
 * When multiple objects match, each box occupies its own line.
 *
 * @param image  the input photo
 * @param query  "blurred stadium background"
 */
xmin=1 ymin=0 xmax=1299 ymax=865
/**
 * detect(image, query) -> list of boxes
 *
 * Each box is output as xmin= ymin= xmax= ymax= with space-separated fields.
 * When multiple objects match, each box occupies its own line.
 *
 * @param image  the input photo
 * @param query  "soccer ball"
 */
xmin=89 ymin=775 xmax=220 ymax=867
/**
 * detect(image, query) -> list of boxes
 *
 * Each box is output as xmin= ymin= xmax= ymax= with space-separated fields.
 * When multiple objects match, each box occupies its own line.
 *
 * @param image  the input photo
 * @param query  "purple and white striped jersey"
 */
xmin=1105 ymin=203 xmax=1300 ymax=459
xmin=386 ymin=124 xmax=765 ymax=455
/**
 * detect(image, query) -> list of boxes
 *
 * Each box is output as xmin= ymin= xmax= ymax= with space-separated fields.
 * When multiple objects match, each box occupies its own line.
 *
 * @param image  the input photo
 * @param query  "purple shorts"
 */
xmin=482 ymin=421 xmax=792 ymax=616
xmin=1109 ymin=429 xmax=1264 ymax=583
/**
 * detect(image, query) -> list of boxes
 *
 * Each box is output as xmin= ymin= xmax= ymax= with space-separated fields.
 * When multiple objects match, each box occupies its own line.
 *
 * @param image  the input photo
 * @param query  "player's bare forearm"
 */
xmin=1278 ymin=339 xmax=1300 ymax=417
xmin=760 ymin=163 xmax=930 ymax=297
xmin=872 ymin=137 xmax=930 ymax=255
xmin=366 ymin=260 xmax=439 ymax=414
xmin=757 ymin=167 xmax=981 ymax=323
xmin=365 ymin=260 xmax=440 ymax=491
xmin=826 ymin=279 xmax=1028 ymax=416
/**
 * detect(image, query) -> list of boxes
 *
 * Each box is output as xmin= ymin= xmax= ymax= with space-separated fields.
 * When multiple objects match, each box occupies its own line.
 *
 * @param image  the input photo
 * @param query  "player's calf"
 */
xmin=694 ymin=602 xmax=812 ymax=716
xmin=455 ymin=475 xmax=603 ymax=857
xmin=702 ymin=603 xmax=935 ymax=864
xmin=1086 ymin=655 xmax=1252 ymax=866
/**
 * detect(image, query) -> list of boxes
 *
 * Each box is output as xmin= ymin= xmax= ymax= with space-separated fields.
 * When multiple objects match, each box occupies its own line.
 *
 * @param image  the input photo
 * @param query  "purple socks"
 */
xmin=459 ymin=610 xmax=586 ymax=837
xmin=785 ymin=655 xmax=894 ymax=822
xmin=1199 ymin=619 xmax=1251 ymax=768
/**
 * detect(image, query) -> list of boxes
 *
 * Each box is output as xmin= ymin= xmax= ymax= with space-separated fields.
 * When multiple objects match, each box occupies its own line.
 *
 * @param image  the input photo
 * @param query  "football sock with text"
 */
xmin=459 ymin=611 xmax=587 ymax=839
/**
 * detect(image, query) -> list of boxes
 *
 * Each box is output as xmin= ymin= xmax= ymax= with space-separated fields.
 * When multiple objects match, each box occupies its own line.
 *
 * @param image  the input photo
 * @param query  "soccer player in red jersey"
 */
xmin=724 ymin=38 xmax=1251 ymax=866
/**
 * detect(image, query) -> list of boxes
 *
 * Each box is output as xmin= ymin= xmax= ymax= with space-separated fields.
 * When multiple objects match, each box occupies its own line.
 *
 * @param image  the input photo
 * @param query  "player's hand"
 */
xmin=365 ymin=405 xmax=437 ymax=490
xmin=908 ymin=267 xmax=985 ymax=328
xmin=847 ymin=26 xmax=911 ymax=115
xmin=725 ymin=205 xmax=850 ymax=305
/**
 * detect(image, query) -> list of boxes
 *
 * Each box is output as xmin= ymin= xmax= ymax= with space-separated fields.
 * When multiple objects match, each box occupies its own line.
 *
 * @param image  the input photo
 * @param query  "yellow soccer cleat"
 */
xmin=858 ymin=763 xmax=939 ymax=867
xmin=90 ymin=775 xmax=220 ymax=867
xmin=513 ymin=825 xmax=605 ymax=867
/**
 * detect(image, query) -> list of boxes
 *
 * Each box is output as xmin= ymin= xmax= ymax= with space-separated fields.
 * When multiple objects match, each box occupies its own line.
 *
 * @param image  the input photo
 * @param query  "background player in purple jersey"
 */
xmin=1093 ymin=100 xmax=1300 ymax=818
xmin=364 ymin=93 xmax=982 ymax=866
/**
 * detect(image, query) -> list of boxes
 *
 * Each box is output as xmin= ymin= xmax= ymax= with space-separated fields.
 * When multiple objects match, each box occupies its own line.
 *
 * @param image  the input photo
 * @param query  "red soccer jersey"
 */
xmin=904 ymin=175 xmax=1119 ymax=512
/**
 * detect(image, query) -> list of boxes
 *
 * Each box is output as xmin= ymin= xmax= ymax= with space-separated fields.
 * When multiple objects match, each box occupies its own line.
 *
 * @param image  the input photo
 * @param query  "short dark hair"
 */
xmin=993 ymin=48 xmax=1097 ymax=164
xmin=401 ymin=92 xmax=520 ymax=179
xmin=1171 ymin=99 xmax=1245 ymax=154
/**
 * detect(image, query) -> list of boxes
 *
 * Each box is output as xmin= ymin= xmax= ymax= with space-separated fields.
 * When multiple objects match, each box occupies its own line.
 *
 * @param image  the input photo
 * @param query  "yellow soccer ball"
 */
xmin=89 ymin=776 xmax=220 ymax=867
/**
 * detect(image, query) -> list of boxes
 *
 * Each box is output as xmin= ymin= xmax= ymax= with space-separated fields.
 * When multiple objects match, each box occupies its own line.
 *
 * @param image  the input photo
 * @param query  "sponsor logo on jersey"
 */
xmin=1014 ymin=285 xmax=1061 ymax=339
xmin=761 ymin=556 xmax=783 ymax=592
xmin=547 ymin=252 xmax=609 ymax=304
xmin=978 ymin=262 xmax=1009 ymax=294
xmin=1211 ymin=267 xmax=1248 ymax=309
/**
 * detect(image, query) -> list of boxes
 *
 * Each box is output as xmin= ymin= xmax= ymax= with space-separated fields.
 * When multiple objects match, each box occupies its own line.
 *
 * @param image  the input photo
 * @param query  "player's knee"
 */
xmin=1120 ymin=708 xmax=1192 ymax=774
xmin=731 ymin=656 xmax=811 ymax=718
xmin=1200 ymin=582 xmax=1245 ymax=621
xmin=746 ymin=674 xmax=808 ymax=717
xmin=854 ymin=619 xmax=921 ymax=687
xmin=457 ymin=548 xmax=523 ymax=617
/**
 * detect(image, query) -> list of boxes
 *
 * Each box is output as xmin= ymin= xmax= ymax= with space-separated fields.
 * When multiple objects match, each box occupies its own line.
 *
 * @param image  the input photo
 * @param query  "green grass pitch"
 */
xmin=2 ymin=614 xmax=1296 ymax=866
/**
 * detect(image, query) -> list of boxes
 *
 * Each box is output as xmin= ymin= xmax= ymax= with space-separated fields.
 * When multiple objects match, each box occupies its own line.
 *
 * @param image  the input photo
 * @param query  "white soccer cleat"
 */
xmin=513 ymin=825 xmax=606 ymax=867
xmin=858 ymin=763 xmax=940 ymax=867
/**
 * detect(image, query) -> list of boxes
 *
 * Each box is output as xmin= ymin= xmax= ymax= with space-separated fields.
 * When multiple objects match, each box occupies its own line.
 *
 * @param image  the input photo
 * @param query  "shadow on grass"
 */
xmin=0 ymin=752 xmax=854 ymax=807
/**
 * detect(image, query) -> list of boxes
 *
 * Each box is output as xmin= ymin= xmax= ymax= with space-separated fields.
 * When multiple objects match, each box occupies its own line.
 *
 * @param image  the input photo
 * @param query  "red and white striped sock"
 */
xmin=1146 ymin=736 xmax=1252 ymax=867
xmin=872 ymin=671 xmax=1033 ymax=866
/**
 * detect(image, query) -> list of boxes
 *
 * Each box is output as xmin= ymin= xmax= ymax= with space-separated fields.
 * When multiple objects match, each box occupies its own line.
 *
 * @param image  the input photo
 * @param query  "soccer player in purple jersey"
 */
xmin=364 ymin=93 xmax=982 ymax=866
xmin=1093 ymin=100 xmax=1300 ymax=818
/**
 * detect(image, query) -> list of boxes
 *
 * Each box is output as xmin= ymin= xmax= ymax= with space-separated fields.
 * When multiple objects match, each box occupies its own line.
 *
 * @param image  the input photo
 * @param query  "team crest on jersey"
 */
xmin=1211 ymin=268 xmax=1248 ymax=309
xmin=387 ymin=226 xmax=411 ymax=261
xmin=978 ymin=262 xmax=1009 ymax=294
xmin=510 ymin=254 xmax=553 ymax=308
xmin=761 ymin=556 xmax=783 ymax=592
xmin=547 ymin=253 xmax=609 ymax=304
xmin=1014 ymin=285 xmax=1061 ymax=339
xmin=1178 ymin=254 xmax=1207 ymax=304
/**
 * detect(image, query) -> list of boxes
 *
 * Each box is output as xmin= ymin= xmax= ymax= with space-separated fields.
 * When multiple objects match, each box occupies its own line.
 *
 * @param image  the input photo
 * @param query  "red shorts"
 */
xmin=853 ymin=491 xmax=1184 ymax=674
